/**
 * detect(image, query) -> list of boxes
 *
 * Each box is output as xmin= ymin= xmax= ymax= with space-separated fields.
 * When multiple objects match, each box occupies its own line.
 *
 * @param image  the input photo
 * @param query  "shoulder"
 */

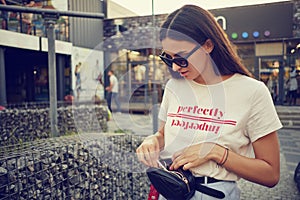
xmin=227 ymin=74 xmax=266 ymax=90
xmin=229 ymin=74 xmax=262 ymax=84
xmin=223 ymin=74 xmax=271 ymax=103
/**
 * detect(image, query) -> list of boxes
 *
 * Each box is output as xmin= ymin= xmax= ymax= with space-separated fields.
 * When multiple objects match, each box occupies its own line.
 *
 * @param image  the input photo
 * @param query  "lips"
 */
xmin=180 ymin=71 xmax=188 ymax=76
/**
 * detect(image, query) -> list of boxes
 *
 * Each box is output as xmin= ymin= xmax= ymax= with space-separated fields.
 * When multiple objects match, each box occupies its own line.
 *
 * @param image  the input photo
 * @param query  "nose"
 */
xmin=172 ymin=63 xmax=181 ymax=72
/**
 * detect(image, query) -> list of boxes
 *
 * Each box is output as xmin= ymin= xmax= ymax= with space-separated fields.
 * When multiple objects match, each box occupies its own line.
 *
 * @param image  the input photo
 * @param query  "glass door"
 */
xmin=258 ymin=56 xmax=286 ymax=105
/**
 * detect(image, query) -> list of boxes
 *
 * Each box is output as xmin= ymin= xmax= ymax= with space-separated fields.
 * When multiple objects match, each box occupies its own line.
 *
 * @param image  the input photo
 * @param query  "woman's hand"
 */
xmin=136 ymin=134 xmax=161 ymax=167
xmin=169 ymin=142 xmax=217 ymax=170
xmin=136 ymin=122 xmax=165 ymax=167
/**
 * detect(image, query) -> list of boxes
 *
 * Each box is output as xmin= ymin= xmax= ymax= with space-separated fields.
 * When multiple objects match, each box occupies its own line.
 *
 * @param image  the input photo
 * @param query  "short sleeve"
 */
xmin=246 ymin=82 xmax=282 ymax=142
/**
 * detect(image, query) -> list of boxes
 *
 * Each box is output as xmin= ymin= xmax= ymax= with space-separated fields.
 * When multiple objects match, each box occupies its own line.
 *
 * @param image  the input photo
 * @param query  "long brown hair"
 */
xmin=160 ymin=5 xmax=252 ymax=77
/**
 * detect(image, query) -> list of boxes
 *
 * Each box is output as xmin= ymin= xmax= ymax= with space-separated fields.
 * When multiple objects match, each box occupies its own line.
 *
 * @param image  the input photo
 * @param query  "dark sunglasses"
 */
xmin=159 ymin=44 xmax=201 ymax=68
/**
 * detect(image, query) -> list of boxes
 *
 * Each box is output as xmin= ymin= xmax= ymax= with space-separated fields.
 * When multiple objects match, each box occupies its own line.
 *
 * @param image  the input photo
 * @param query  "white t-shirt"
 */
xmin=110 ymin=74 xmax=119 ymax=93
xmin=158 ymin=73 xmax=282 ymax=181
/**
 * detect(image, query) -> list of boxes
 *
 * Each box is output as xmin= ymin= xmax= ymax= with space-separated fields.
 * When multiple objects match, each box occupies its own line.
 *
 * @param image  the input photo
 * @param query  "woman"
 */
xmin=136 ymin=5 xmax=282 ymax=199
xmin=75 ymin=63 xmax=81 ymax=100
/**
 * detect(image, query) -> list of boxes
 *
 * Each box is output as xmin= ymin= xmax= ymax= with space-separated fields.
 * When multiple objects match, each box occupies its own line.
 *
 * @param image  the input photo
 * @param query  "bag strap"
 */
xmin=195 ymin=184 xmax=225 ymax=199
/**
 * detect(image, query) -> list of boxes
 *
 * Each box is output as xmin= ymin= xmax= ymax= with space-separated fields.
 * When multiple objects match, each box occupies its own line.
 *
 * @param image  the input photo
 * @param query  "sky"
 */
xmin=111 ymin=0 xmax=290 ymax=15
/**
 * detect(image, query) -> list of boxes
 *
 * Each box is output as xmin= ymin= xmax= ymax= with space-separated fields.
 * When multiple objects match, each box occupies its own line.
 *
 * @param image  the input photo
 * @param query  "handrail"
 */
xmin=6 ymin=0 xmax=22 ymax=6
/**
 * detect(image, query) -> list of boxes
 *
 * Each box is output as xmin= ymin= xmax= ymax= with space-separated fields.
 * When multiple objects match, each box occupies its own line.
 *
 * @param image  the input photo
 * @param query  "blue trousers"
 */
xmin=107 ymin=92 xmax=121 ymax=112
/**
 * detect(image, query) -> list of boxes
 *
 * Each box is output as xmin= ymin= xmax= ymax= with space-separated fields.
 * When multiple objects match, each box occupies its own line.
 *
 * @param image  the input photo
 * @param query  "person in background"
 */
xmin=0 ymin=0 xmax=8 ymax=30
xmin=105 ymin=70 xmax=121 ymax=113
xmin=17 ymin=0 xmax=35 ymax=34
xmin=136 ymin=4 xmax=282 ymax=200
xmin=75 ymin=63 xmax=82 ymax=100
xmin=287 ymin=66 xmax=298 ymax=106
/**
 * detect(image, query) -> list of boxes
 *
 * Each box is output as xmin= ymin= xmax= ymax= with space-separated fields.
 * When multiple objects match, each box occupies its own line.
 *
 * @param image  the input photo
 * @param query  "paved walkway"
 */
xmin=107 ymin=112 xmax=300 ymax=199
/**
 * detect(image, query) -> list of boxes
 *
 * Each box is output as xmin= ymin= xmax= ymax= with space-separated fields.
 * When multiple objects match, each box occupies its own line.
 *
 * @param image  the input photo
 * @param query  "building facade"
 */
xmin=0 ymin=0 xmax=105 ymax=105
xmin=1 ymin=1 xmax=299 ymax=106
xmin=102 ymin=1 xmax=299 ymax=105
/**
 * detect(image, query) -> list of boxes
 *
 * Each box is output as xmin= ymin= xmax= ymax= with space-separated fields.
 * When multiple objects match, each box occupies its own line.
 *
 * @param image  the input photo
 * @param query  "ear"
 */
xmin=202 ymin=39 xmax=214 ymax=54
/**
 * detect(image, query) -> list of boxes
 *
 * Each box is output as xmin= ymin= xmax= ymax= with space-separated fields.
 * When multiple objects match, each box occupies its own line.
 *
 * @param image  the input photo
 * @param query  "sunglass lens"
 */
xmin=174 ymin=58 xmax=188 ymax=68
xmin=159 ymin=53 xmax=189 ymax=68
xmin=160 ymin=54 xmax=173 ymax=67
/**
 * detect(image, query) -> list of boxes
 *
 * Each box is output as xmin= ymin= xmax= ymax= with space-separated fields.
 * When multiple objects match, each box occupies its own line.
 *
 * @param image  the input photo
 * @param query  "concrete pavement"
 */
xmin=107 ymin=112 xmax=300 ymax=200
xmin=239 ymin=128 xmax=300 ymax=200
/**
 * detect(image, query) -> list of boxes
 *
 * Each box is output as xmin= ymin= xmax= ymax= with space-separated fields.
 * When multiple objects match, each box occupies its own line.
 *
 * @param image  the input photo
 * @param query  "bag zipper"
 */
xmin=182 ymin=176 xmax=191 ymax=192
xmin=169 ymin=171 xmax=191 ymax=193
xmin=157 ymin=160 xmax=191 ymax=193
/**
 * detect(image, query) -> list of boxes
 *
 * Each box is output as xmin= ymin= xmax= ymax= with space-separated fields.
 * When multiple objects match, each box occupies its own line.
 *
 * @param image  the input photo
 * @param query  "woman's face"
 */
xmin=161 ymin=38 xmax=212 ymax=83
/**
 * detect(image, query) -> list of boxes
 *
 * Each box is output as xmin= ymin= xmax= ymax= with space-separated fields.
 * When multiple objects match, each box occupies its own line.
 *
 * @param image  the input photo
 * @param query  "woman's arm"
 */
xmin=136 ymin=121 xmax=165 ymax=167
xmin=215 ymin=131 xmax=280 ymax=187
xmin=170 ymin=131 xmax=280 ymax=188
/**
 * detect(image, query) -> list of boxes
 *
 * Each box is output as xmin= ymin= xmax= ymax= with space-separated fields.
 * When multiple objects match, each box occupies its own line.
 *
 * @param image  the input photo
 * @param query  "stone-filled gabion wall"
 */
xmin=0 ymin=134 xmax=150 ymax=200
xmin=0 ymin=105 xmax=108 ymax=146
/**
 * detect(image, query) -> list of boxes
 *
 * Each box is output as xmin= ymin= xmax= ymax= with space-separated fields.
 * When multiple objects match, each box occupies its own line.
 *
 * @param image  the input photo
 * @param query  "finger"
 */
xmin=170 ymin=148 xmax=186 ymax=170
xmin=144 ymin=143 xmax=160 ymax=167
xmin=138 ymin=145 xmax=157 ymax=167
xmin=149 ymin=151 xmax=159 ymax=167
xmin=172 ymin=149 xmax=184 ymax=160
xmin=144 ymin=150 xmax=157 ymax=167
xmin=136 ymin=151 xmax=144 ymax=162
xmin=136 ymin=147 xmax=151 ymax=166
xmin=136 ymin=151 xmax=148 ymax=166
xmin=183 ymin=155 xmax=206 ymax=170
xmin=183 ymin=162 xmax=194 ymax=170
xmin=170 ymin=156 xmax=186 ymax=170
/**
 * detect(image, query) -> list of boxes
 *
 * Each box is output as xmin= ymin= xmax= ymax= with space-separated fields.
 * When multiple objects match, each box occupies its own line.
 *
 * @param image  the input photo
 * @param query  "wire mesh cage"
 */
xmin=0 ymin=134 xmax=150 ymax=200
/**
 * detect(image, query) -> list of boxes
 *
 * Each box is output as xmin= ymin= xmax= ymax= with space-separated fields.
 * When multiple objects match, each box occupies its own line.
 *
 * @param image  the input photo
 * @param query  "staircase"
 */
xmin=276 ymin=106 xmax=300 ymax=130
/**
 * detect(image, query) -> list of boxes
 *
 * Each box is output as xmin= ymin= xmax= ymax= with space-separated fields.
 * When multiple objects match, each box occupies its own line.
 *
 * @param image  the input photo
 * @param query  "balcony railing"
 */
xmin=2 ymin=12 xmax=69 ymax=41
xmin=1 ymin=1 xmax=69 ymax=41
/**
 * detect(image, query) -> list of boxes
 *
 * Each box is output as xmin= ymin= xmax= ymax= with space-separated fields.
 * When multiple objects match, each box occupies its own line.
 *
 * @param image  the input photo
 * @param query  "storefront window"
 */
xmin=34 ymin=67 xmax=49 ymax=101
xmin=107 ymin=48 xmax=171 ymax=104
xmin=236 ymin=43 xmax=255 ymax=74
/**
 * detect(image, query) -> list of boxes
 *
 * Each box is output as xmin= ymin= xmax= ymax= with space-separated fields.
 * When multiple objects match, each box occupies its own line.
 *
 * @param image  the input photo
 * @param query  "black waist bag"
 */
xmin=146 ymin=159 xmax=225 ymax=200
xmin=294 ymin=162 xmax=300 ymax=192
xmin=147 ymin=165 xmax=195 ymax=200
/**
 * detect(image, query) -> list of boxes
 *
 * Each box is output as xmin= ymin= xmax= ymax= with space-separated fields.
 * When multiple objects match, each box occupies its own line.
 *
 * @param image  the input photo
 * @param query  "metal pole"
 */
xmin=47 ymin=20 xmax=58 ymax=137
xmin=279 ymin=63 xmax=285 ymax=105
xmin=0 ymin=48 xmax=7 ymax=106
xmin=152 ymin=0 xmax=158 ymax=133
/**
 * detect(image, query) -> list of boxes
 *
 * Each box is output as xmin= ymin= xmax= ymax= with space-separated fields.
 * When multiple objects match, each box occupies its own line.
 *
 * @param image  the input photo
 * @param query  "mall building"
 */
xmin=0 ymin=0 xmax=299 ymax=106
